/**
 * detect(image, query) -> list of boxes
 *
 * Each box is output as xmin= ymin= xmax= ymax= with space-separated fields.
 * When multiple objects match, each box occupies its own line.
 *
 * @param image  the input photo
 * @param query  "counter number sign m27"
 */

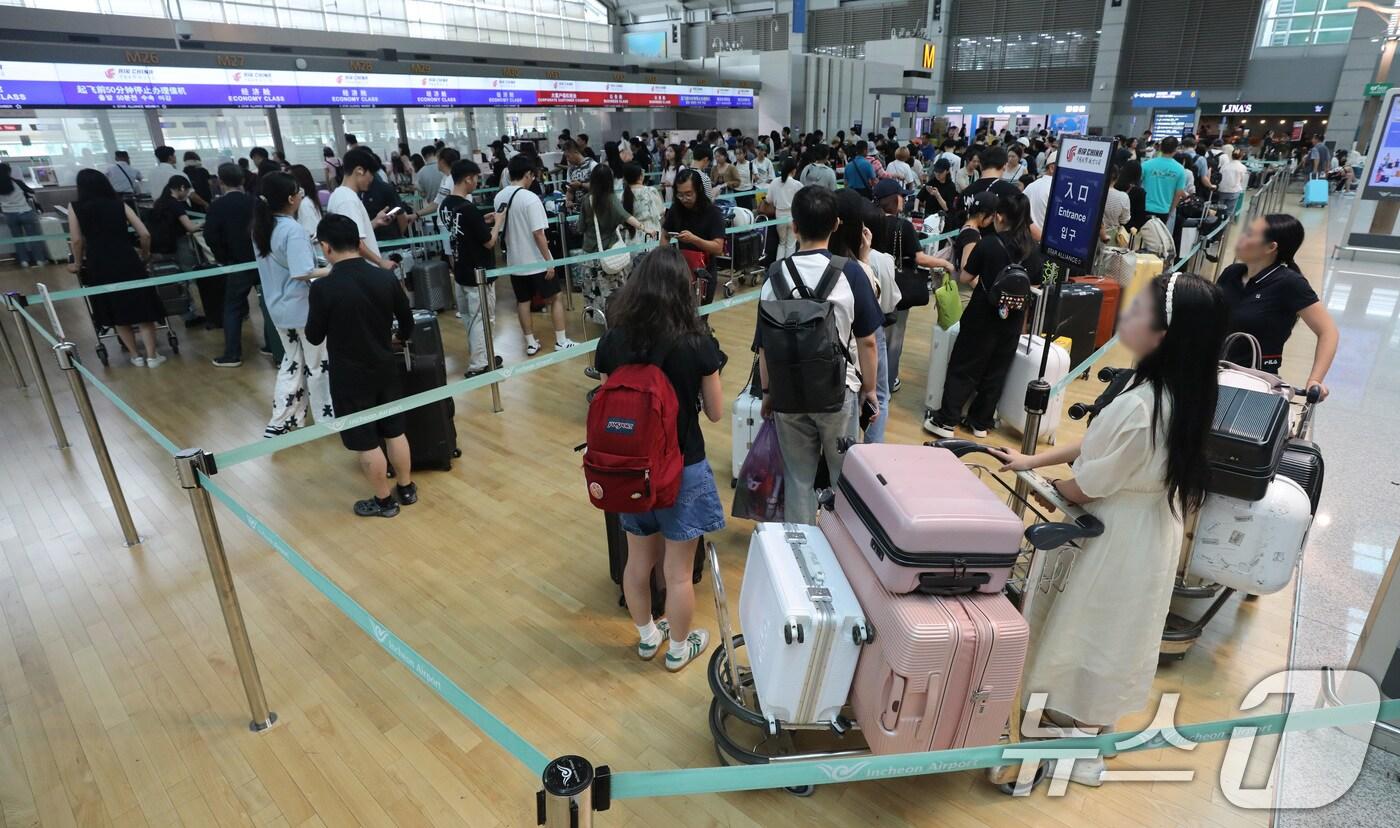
xmin=1041 ymin=135 xmax=1116 ymax=270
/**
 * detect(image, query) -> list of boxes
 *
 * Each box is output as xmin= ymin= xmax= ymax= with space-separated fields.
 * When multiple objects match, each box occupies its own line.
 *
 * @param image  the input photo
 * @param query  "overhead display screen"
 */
xmin=0 ymin=60 xmax=756 ymax=110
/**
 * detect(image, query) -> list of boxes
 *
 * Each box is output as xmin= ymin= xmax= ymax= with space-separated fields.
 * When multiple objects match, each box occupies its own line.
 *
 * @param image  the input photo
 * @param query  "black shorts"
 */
xmin=331 ymin=377 xmax=407 ymax=452
xmin=510 ymin=272 xmax=561 ymax=304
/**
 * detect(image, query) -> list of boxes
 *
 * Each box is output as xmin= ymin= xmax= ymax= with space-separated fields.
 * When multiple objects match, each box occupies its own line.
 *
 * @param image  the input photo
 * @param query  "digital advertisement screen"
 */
xmin=0 ymin=60 xmax=755 ymax=110
xmin=1363 ymin=93 xmax=1400 ymax=201
xmin=1041 ymin=135 xmax=1114 ymax=270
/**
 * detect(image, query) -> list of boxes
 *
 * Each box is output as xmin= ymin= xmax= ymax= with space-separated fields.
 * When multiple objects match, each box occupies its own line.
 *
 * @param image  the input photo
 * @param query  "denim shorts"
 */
xmin=619 ymin=460 xmax=726 ymax=542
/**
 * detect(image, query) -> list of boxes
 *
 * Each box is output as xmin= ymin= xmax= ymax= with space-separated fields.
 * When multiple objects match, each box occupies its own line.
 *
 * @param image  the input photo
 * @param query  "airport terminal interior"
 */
xmin=2 ymin=1 xmax=1400 ymax=826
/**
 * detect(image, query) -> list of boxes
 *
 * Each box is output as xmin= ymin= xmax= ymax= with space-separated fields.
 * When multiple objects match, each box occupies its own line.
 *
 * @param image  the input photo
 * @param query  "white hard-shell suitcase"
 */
xmin=39 ymin=215 xmax=68 ymax=262
xmin=1187 ymin=476 xmax=1311 ymax=594
xmin=922 ymin=321 xmax=960 ymax=428
xmin=996 ymin=335 xmax=1070 ymax=444
xmin=731 ymin=390 xmax=763 ymax=488
xmin=738 ymin=523 xmax=870 ymax=726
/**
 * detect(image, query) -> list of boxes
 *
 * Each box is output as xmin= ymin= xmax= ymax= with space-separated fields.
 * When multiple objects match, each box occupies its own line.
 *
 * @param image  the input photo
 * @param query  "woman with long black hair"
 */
xmin=926 ymin=192 xmax=1042 ymax=439
xmin=1219 ymin=213 xmax=1337 ymax=394
xmin=252 ymin=172 xmax=333 ymax=436
xmin=661 ymin=168 xmax=726 ymax=298
xmin=595 ymin=246 xmax=725 ymax=673
xmin=579 ymin=164 xmax=644 ymax=312
xmin=989 ymin=273 xmax=1229 ymax=786
xmin=67 ymin=168 xmax=166 ymax=367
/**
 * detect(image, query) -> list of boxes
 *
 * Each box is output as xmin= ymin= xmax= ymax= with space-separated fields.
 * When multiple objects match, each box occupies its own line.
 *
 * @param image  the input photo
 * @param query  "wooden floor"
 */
xmin=0 ymin=212 xmax=1323 ymax=826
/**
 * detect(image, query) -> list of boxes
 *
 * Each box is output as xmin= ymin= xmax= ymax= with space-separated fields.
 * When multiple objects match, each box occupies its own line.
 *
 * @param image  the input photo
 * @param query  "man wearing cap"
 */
xmin=1024 ymin=150 xmax=1058 ymax=240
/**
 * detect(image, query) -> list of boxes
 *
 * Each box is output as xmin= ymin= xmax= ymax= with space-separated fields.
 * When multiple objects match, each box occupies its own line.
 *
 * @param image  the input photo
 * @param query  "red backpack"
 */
xmin=582 ymin=356 xmax=683 ymax=513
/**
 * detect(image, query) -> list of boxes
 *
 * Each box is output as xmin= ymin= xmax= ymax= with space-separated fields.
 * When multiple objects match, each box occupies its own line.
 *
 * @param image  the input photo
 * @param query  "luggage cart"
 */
xmin=1160 ymin=383 xmax=1323 ymax=660
xmin=705 ymin=453 xmax=1104 ymax=797
xmin=84 ymin=258 xmax=181 ymax=367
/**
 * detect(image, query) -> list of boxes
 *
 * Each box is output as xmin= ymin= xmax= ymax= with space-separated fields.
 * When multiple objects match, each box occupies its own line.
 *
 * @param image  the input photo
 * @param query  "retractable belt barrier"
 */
xmin=197 ymin=469 xmax=552 ymax=774
xmin=22 ymin=233 xmax=449 ymax=304
xmin=1048 ymin=212 xmax=1234 ymax=396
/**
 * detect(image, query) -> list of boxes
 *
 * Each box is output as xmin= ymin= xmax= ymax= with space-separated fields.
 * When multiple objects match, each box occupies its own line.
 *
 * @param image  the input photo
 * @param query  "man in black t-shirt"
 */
xmin=960 ymin=145 xmax=1021 ymax=211
xmin=439 ymin=159 xmax=502 ymax=377
xmin=362 ymin=173 xmax=407 ymax=243
xmin=304 ymin=215 xmax=418 ymax=519
xmin=181 ymin=151 xmax=212 ymax=210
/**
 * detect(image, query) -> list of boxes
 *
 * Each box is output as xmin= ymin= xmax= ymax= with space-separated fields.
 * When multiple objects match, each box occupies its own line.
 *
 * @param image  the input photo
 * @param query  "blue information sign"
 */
xmin=1131 ymin=89 xmax=1198 ymax=109
xmin=1041 ymin=135 xmax=1115 ymax=270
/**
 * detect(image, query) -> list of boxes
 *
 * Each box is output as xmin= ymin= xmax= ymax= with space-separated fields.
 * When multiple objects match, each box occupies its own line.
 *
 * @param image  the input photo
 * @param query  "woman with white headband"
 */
xmin=989 ymin=271 xmax=1229 ymax=788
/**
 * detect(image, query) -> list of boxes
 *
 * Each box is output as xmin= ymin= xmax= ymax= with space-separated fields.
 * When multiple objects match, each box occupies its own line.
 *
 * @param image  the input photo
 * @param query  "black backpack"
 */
xmin=984 ymin=236 xmax=1031 ymax=320
xmin=1207 ymin=150 xmax=1224 ymax=187
xmin=758 ymin=256 xmax=851 ymax=414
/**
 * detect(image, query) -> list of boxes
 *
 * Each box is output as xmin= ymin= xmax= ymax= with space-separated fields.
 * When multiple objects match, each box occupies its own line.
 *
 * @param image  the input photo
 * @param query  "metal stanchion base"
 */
xmin=123 ymin=535 xmax=145 ymax=549
xmin=250 ymin=711 xmax=279 ymax=733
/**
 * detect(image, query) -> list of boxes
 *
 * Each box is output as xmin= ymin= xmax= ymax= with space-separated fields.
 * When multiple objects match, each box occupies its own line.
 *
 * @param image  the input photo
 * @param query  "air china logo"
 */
xmin=1064 ymin=144 xmax=1106 ymax=163
xmin=104 ymin=68 xmax=116 ymax=79
xmin=233 ymin=72 xmax=242 ymax=82
xmin=105 ymin=66 xmax=155 ymax=80
xmin=372 ymin=623 xmax=389 ymax=643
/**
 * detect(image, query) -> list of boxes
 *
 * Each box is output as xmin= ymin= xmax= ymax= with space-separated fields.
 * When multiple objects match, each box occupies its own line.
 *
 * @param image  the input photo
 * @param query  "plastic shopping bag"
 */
xmin=731 ymin=419 xmax=785 ymax=522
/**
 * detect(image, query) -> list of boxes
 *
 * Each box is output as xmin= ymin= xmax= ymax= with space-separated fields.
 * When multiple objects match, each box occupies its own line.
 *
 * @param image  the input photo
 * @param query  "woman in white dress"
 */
xmin=990 ymin=272 xmax=1228 ymax=787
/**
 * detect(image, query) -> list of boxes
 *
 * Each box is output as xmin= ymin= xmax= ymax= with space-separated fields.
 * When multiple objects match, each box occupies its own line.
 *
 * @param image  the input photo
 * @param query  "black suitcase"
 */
xmin=605 ymin=511 xmax=704 ymax=617
xmin=1277 ymin=439 xmax=1324 ymax=514
xmin=1031 ymin=283 xmax=1102 ymax=370
xmin=399 ymin=309 xmax=459 ymax=471
xmin=409 ymin=259 xmax=453 ymax=312
xmin=731 ymin=230 xmax=764 ymax=270
xmin=1206 ymin=387 xmax=1290 ymax=501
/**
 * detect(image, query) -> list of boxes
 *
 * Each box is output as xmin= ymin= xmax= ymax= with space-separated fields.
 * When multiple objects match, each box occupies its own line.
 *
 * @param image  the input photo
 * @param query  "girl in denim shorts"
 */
xmin=594 ymin=246 xmax=726 ymax=672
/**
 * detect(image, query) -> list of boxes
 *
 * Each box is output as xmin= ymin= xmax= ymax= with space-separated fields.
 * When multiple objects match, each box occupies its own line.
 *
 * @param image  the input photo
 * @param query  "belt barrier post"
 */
xmin=175 ymin=448 xmax=277 ymax=732
xmin=5 ymin=292 xmax=67 ymax=448
xmin=536 ymin=756 xmax=609 ymax=827
xmin=475 ymin=268 xmax=503 ymax=413
xmin=0 ymin=307 xmax=25 ymax=389
xmin=54 ymin=341 xmax=141 ymax=547
xmin=559 ymin=211 xmax=575 ymax=311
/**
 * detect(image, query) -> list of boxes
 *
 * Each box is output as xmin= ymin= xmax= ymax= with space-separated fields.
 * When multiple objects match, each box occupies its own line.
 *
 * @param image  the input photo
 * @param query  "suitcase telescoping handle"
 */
xmin=706 ymin=542 xmax=743 ymax=701
xmin=927 ymin=439 xmax=1105 ymax=548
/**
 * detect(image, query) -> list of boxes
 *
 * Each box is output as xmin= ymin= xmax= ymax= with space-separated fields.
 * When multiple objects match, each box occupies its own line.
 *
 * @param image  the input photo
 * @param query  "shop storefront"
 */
xmin=1199 ymin=100 xmax=1331 ymax=143
xmin=940 ymin=102 xmax=1089 ymax=137
xmin=1129 ymin=89 xmax=1200 ymax=139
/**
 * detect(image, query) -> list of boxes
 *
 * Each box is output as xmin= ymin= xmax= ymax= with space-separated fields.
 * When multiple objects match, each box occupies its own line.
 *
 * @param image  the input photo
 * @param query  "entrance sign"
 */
xmin=1041 ymin=135 xmax=1116 ymax=270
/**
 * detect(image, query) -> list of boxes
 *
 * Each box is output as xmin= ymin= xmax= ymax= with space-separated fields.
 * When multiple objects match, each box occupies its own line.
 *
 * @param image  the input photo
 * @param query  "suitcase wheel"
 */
xmin=96 ymin=344 xmax=109 ymax=367
xmin=168 ymin=332 xmax=180 ymax=354
xmin=730 ymin=476 xmax=737 ymax=489
xmin=785 ymin=786 xmax=816 ymax=797
xmin=452 ymin=448 xmax=461 ymax=458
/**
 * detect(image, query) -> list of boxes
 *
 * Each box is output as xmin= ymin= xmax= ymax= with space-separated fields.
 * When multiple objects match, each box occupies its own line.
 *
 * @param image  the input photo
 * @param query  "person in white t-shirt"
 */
xmin=885 ymin=147 xmax=920 ymax=194
xmin=1024 ymin=151 xmax=1057 ymax=240
xmin=1214 ymin=148 xmax=1249 ymax=217
xmin=325 ymin=147 xmax=396 ymax=271
xmin=494 ymin=155 xmax=576 ymax=355
xmin=938 ymin=140 xmax=963 ymax=176
xmin=766 ymin=159 xmax=805 ymax=260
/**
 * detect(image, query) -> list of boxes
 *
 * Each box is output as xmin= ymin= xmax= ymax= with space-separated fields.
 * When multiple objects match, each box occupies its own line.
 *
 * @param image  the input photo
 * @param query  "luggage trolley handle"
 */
xmin=1291 ymin=383 xmax=1324 ymax=440
xmin=706 ymin=542 xmax=743 ymax=700
xmin=928 ymin=439 xmax=1105 ymax=545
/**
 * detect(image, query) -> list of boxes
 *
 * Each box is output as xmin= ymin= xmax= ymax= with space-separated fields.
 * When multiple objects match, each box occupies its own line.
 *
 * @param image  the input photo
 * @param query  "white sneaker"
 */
xmin=637 ymin=619 xmax=671 ymax=661
xmin=525 ymin=341 xmax=542 ymax=356
xmin=555 ymin=337 xmax=579 ymax=351
xmin=664 ymin=629 xmax=710 ymax=673
xmin=144 ymin=355 xmax=167 ymax=369
xmin=971 ymin=426 xmax=989 ymax=439
xmin=129 ymin=356 xmax=146 ymax=367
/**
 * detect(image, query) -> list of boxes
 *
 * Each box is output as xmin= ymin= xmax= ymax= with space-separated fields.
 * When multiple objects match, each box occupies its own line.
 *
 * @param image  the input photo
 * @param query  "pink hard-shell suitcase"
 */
xmin=833 ymin=443 xmax=1024 ymax=594
xmin=825 ymin=515 xmax=1028 ymax=755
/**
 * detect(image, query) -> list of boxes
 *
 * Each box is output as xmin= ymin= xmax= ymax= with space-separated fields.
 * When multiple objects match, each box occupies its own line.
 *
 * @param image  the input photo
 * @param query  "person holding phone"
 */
xmin=326 ymin=147 xmax=398 ymax=272
xmin=661 ymin=169 xmax=725 ymax=299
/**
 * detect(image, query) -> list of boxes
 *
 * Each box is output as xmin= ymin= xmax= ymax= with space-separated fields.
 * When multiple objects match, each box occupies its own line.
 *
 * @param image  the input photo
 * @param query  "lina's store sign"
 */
xmin=1201 ymin=101 xmax=1332 ymax=116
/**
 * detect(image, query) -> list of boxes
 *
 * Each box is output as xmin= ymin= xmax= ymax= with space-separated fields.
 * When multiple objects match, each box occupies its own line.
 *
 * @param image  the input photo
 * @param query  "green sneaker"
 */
xmin=637 ymin=619 xmax=670 ymax=660
xmin=664 ymin=629 xmax=710 ymax=673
